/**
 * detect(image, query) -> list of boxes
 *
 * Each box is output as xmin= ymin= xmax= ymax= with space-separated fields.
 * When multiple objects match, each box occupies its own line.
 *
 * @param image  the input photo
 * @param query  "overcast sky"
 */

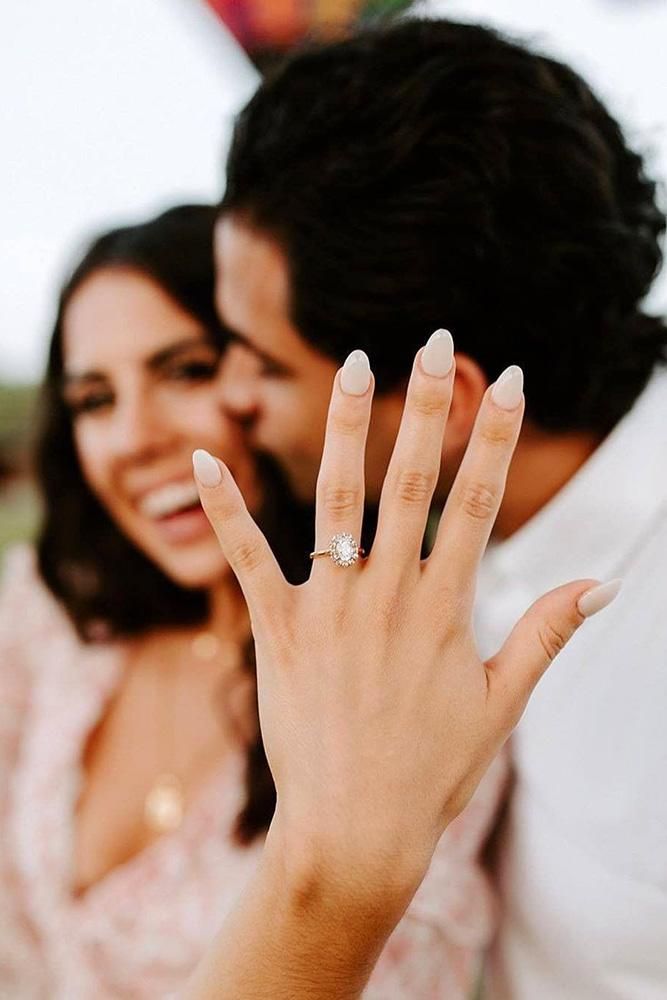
xmin=0 ymin=0 xmax=258 ymax=381
xmin=2 ymin=0 xmax=666 ymax=381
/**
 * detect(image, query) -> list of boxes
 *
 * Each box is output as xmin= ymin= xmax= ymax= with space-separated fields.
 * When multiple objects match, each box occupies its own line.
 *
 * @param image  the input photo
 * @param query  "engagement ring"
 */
xmin=310 ymin=533 xmax=365 ymax=567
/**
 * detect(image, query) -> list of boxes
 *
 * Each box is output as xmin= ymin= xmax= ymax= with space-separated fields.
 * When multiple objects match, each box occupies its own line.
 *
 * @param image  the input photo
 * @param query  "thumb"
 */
xmin=487 ymin=577 xmax=622 ymax=722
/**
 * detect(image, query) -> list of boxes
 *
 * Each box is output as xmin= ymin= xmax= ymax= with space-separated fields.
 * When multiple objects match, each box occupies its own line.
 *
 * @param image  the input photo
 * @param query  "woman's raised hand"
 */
xmin=193 ymin=331 xmax=618 ymax=911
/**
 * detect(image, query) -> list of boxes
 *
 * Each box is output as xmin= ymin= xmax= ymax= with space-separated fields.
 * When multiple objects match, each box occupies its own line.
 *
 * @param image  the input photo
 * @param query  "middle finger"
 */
xmin=372 ymin=330 xmax=455 ymax=568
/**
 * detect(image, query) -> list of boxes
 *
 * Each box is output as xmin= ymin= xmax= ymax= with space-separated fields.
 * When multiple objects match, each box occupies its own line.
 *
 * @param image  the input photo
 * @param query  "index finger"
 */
xmin=193 ymin=449 xmax=287 ymax=623
xmin=428 ymin=365 xmax=524 ymax=589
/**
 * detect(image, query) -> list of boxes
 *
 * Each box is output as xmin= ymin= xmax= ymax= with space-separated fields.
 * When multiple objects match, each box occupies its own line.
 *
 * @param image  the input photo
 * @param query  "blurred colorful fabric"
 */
xmin=205 ymin=0 xmax=413 ymax=53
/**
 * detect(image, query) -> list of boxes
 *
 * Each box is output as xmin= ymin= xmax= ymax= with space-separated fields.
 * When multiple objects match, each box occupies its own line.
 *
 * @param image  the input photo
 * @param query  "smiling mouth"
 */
xmin=138 ymin=480 xmax=203 ymax=520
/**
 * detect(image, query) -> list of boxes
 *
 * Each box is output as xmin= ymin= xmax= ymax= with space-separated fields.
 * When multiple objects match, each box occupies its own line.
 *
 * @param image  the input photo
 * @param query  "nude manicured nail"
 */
xmin=577 ymin=578 xmax=623 ymax=618
xmin=192 ymin=449 xmax=222 ymax=487
xmin=491 ymin=365 xmax=524 ymax=410
xmin=421 ymin=329 xmax=454 ymax=377
xmin=340 ymin=350 xmax=371 ymax=395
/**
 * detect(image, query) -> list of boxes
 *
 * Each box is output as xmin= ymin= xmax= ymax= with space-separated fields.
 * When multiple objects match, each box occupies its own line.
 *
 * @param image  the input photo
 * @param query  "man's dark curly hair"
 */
xmin=221 ymin=17 xmax=666 ymax=434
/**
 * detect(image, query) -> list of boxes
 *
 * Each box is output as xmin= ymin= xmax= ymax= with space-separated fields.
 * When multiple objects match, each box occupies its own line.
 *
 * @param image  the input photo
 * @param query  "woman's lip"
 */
xmin=151 ymin=504 xmax=213 ymax=545
xmin=138 ymin=480 xmax=200 ymax=519
xmin=133 ymin=464 xmax=236 ymax=519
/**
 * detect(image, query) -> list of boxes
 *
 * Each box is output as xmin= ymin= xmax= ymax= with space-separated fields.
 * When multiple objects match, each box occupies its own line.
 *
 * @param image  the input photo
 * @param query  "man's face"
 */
xmin=215 ymin=216 xmax=403 ymax=502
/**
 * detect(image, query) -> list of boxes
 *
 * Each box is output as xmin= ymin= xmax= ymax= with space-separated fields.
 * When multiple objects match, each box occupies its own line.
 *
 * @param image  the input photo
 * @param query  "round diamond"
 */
xmin=330 ymin=533 xmax=359 ymax=567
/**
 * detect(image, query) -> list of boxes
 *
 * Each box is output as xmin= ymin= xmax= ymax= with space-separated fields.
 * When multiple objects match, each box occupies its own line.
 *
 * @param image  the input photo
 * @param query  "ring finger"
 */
xmin=312 ymin=350 xmax=374 ymax=574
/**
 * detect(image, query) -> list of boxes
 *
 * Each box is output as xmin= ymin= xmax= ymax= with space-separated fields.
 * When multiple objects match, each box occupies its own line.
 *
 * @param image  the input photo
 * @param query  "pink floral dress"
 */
xmin=0 ymin=546 xmax=507 ymax=999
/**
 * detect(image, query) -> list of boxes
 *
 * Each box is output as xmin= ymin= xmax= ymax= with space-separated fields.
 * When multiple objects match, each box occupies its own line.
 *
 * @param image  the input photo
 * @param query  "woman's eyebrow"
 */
xmin=146 ymin=335 xmax=214 ymax=371
xmin=62 ymin=336 xmax=214 ymax=387
xmin=62 ymin=370 xmax=108 ymax=387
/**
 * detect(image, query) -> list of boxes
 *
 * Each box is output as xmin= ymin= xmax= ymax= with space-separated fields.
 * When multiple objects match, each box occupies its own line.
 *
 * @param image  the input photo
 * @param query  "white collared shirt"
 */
xmin=475 ymin=367 xmax=667 ymax=1000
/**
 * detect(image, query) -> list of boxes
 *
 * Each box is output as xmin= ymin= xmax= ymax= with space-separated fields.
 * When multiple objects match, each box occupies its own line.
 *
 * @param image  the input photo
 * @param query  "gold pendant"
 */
xmin=144 ymin=773 xmax=185 ymax=833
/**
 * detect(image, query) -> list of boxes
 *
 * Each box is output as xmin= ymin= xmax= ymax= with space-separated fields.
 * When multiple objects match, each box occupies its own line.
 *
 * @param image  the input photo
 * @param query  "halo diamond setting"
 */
xmin=329 ymin=533 xmax=361 ymax=567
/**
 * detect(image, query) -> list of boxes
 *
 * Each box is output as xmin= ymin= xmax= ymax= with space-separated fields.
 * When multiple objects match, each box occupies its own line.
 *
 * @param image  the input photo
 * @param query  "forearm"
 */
xmin=183 ymin=820 xmax=415 ymax=1000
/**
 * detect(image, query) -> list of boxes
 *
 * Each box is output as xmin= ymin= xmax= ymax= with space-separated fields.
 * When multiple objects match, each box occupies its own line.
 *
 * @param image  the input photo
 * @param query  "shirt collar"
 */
xmin=481 ymin=366 xmax=667 ymax=598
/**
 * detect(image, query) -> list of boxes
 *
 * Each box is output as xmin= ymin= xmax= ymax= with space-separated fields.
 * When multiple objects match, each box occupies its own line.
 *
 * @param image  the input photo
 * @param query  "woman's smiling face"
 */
xmin=62 ymin=266 xmax=260 ymax=589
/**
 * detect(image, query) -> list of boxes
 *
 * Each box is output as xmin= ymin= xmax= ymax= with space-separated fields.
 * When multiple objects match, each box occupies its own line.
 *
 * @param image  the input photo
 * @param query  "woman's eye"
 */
xmin=69 ymin=392 xmax=113 ymax=416
xmin=170 ymin=359 xmax=219 ymax=381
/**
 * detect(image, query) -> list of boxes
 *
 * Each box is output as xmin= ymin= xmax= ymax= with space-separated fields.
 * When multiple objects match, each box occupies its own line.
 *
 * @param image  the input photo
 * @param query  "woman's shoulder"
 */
xmin=1 ymin=543 xmax=62 ymax=628
xmin=0 ymin=547 xmax=46 ymax=759
xmin=0 ymin=542 xmax=122 ymax=751
xmin=0 ymin=544 xmax=75 ymax=675
xmin=1 ymin=542 xmax=40 ymax=593
xmin=1 ymin=542 xmax=38 ymax=591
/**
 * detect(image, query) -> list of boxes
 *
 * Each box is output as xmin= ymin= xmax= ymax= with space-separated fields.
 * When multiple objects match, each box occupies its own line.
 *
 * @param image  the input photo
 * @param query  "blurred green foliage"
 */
xmin=0 ymin=480 xmax=40 ymax=560
xmin=0 ymin=382 xmax=40 ymax=559
xmin=0 ymin=382 xmax=38 ymax=467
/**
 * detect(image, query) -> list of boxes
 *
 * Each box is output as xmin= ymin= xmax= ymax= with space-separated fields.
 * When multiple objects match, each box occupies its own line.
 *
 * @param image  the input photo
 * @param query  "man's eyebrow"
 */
xmin=226 ymin=328 xmax=291 ymax=372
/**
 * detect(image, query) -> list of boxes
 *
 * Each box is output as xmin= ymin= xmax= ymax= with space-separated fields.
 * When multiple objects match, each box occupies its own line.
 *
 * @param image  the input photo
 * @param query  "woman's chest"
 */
xmin=10 ymin=644 xmax=251 ymax=900
xmin=73 ymin=663 xmax=239 ymax=895
xmin=8 ymin=655 xmax=262 ymax=997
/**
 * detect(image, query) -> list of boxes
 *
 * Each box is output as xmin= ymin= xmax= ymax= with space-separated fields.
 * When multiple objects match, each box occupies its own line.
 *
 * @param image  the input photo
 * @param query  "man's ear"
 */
xmin=426 ymin=351 xmax=489 ymax=501
xmin=446 ymin=351 xmax=489 ymax=453
xmin=373 ymin=350 xmax=488 ymax=457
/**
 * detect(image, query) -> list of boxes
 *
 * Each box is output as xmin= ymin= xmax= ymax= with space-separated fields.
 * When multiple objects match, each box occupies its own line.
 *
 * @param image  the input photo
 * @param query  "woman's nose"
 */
xmin=111 ymin=392 xmax=176 ymax=463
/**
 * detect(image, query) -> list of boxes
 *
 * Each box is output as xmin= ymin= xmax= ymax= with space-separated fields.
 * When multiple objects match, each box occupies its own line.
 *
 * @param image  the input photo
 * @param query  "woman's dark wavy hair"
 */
xmin=34 ymin=204 xmax=313 ymax=843
xmin=222 ymin=17 xmax=667 ymax=432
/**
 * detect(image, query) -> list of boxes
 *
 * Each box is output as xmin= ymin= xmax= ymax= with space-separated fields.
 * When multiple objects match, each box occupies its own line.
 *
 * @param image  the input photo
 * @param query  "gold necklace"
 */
xmin=144 ymin=773 xmax=185 ymax=834
xmin=143 ymin=631 xmax=241 ymax=835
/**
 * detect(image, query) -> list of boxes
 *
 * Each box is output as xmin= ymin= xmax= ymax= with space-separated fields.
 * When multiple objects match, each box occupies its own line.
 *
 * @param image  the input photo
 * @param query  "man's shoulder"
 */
xmin=615 ymin=508 xmax=667 ymax=628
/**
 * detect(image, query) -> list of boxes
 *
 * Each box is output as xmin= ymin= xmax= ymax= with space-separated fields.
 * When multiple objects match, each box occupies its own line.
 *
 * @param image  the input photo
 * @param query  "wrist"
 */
xmin=263 ymin=808 xmax=430 ymax=939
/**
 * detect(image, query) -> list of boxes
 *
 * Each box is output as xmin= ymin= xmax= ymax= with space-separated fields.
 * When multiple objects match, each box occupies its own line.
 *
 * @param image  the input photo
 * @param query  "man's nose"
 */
xmin=219 ymin=344 xmax=260 ymax=420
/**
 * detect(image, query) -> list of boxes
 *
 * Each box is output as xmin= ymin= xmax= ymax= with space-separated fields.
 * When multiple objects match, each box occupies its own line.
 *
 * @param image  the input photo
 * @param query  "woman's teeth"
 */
xmin=139 ymin=481 xmax=202 ymax=519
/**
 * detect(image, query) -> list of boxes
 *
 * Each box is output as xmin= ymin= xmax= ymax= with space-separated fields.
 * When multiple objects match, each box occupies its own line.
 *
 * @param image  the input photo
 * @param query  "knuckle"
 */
xmin=411 ymin=389 xmax=448 ymax=419
xmin=393 ymin=469 xmax=437 ymax=507
xmin=319 ymin=483 xmax=361 ymax=520
xmin=459 ymin=481 xmax=498 ymax=521
xmin=331 ymin=407 xmax=364 ymax=437
xmin=479 ymin=419 xmax=513 ymax=447
xmin=537 ymin=620 xmax=569 ymax=662
xmin=230 ymin=538 xmax=264 ymax=574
